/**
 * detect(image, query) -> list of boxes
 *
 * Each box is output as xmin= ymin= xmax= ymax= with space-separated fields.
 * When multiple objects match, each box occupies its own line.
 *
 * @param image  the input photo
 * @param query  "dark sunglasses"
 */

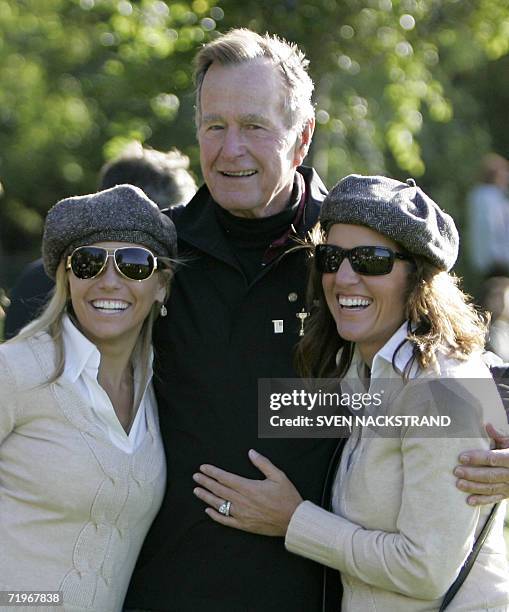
xmin=315 ymin=244 xmax=412 ymax=276
xmin=66 ymin=246 xmax=162 ymax=281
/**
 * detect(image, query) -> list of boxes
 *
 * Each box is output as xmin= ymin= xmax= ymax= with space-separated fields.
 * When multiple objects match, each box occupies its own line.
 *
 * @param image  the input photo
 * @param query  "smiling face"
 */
xmin=322 ymin=224 xmax=411 ymax=366
xmin=67 ymin=241 xmax=166 ymax=351
xmin=197 ymin=59 xmax=314 ymax=219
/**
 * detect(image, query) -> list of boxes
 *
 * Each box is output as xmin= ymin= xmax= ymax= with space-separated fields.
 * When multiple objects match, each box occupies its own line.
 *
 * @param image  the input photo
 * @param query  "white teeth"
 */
xmin=338 ymin=297 xmax=371 ymax=308
xmin=221 ymin=170 xmax=257 ymax=177
xmin=91 ymin=300 xmax=129 ymax=311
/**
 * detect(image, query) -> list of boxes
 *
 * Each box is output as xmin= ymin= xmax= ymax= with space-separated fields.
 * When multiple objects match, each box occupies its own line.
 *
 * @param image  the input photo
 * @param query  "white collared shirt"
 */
xmin=340 ymin=322 xmax=419 ymax=394
xmin=61 ymin=315 xmax=154 ymax=453
xmin=343 ymin=320 xmax=493 ymax=384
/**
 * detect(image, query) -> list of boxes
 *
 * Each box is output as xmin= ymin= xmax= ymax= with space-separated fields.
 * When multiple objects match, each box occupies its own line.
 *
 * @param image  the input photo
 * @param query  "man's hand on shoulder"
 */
xmin=454 ymin=424 xmax=509 ymax=505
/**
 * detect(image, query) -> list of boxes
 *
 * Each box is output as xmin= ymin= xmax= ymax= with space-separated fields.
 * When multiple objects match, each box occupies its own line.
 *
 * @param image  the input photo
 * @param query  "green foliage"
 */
xmin=216 ymin=0 xmax=509 ymax=187
xmin=1 ymin=0 xmax=509 ymax=298
xmin=213 ymin=0 xmax=509 ymax=291
xmin=0 ymin=0 xmax=216 ymax=257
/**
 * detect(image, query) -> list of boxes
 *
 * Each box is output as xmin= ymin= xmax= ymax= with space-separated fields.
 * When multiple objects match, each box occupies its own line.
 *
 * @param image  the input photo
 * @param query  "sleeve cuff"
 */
xmin=285 ymin=500 xmax=360 ymax=571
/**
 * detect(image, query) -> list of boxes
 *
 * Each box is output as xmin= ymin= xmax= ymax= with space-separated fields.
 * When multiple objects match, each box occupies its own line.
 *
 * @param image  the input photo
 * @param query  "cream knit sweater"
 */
xmin=0 ymin=333 xmax=166 ymax=612
xmin=286 ymin=326 xmax=509 ymax=611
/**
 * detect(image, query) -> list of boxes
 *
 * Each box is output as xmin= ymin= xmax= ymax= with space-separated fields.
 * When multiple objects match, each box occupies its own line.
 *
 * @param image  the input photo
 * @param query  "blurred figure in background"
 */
xmin=0 ymin=179 xmax=8 ymax=322
xmin=99 ymin=141 xmax=197 ymax=208
xmin=467 ymin=153 xmax=509 ymax=280
xmin=466 ymin=153 xmax=509 ymax=361
xmin=482 ymin=276 xmax=509 ymax=362
xmin=4 ymin=142 xmax=197 ymax=339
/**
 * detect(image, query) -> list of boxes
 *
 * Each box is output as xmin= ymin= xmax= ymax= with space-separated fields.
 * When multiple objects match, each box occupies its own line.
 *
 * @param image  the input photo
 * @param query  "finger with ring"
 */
xmin=218 ymin=500 xmax=232 ymax=516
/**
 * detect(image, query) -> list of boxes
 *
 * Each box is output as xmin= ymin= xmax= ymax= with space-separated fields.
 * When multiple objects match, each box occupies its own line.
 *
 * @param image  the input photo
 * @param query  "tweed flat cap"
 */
xmin=42 ymin=184 xmax=177 ymax=279
xmin=320 ymin=174 xmax=459 ymax=270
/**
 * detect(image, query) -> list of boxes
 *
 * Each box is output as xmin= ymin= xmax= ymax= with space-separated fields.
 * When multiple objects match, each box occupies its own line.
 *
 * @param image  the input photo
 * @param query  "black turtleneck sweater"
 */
xmin=214 ymin=182 xmax=301 ymax=282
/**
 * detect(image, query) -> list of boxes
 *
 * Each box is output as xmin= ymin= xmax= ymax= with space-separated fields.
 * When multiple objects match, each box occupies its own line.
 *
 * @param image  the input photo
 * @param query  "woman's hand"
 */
xmin=193 ymin=449 xmax=303 ymax=536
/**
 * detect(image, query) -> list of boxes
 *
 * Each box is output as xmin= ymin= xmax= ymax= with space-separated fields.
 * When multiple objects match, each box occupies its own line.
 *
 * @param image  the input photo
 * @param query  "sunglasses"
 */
xmin=66 ymin=246 xmax=162 ymax=281
xmin=315 ymin=244 xmax=412 ymax=276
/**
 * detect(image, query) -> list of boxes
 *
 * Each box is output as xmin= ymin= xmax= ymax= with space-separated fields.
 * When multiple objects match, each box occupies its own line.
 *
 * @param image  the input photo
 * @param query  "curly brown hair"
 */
xmin=295 ymin=225 xmax=488 ymax=379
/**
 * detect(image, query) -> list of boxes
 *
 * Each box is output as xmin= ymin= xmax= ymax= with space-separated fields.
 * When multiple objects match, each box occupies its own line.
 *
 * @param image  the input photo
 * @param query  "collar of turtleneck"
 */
xmin=214 ymin=174 xmax=303 ymax=250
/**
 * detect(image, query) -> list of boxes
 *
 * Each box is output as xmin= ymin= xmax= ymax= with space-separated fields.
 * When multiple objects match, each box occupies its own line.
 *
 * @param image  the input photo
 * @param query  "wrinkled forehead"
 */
xmin=198 ymin=58 xmax=289 ymax=121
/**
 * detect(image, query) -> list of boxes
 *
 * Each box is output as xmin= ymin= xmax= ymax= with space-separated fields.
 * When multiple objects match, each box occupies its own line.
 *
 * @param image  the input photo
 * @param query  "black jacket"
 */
xmin=4 ymin=258 xmax=54 ymax=339
xmin=126 ymin=167 xmax=339 ymax=611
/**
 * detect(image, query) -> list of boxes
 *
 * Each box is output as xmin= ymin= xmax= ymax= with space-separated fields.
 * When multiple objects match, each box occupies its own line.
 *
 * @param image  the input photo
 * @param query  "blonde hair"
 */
xmin=194 ymin=28 xmax=314 ymax=132
xmin=9 ymin=259 xmax=175 ymax=386
xmin=295 ymin=225 xmax=488 ymax=379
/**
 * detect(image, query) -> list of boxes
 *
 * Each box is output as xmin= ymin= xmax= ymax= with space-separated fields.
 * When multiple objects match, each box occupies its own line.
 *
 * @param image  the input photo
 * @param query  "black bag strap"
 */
xmin=439 ymin=502 xmax=501 ymax=611
xmin=321 ymin=438 xmax=347 ymax=612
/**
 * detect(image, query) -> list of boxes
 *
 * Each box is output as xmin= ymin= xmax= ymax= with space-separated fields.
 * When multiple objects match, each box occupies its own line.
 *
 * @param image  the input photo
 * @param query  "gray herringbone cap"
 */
xmin=43 ymin=184 xmax=177 ymax=279
xmin=320 ymin=174 xmax=459 ymax=271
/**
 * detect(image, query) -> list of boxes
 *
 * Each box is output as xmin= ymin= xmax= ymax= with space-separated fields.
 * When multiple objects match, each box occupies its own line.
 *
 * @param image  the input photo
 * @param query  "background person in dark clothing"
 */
xmin=0 ymin=180 xmax=8 ymax=323
xmin=3 ymin=258 xmax=54 ymax=339
xmin=98 ymin=141 xmax=197 ymax=208
xmin=4 ymin=143 xmax=197 ymax=339
xmin=125 ymin=29 xmax=509 ymax=612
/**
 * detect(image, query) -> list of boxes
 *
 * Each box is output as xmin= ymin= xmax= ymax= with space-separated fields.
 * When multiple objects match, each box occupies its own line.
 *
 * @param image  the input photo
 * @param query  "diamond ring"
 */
xmin=218 ymin=500 xmax=232 ymax=516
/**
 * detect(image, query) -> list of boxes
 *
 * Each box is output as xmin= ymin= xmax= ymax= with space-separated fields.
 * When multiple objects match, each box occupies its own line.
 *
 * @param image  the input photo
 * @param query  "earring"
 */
xmin=160 ymin=304 xmax=168 ymax=317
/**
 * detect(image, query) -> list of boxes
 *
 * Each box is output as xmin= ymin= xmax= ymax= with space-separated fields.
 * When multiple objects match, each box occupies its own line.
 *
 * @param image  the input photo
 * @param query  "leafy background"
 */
xmin=1 ymin=0 xmax=509 ymax=297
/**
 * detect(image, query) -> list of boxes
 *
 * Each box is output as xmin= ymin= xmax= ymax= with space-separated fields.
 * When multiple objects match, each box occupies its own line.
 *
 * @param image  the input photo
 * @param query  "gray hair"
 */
xmin=194 ymin=28 xmax=315 ymax=132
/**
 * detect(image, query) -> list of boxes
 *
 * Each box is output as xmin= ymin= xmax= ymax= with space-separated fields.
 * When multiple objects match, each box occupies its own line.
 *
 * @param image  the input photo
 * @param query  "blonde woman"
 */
xmin=0 ymin=185 xmax=176 ymax=611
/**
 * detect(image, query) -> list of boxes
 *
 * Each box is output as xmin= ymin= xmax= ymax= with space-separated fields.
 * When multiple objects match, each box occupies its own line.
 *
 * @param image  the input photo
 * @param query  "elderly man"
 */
xmin=126 ymin=29 xmax=335 ymax=612
xmin=126 ymin=29 xmax=509 ymax=612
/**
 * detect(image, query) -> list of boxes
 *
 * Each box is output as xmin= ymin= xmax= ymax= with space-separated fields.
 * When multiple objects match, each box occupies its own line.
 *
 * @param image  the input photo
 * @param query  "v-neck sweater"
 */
xmin=0 ymin=333 xmax=166 ymax=612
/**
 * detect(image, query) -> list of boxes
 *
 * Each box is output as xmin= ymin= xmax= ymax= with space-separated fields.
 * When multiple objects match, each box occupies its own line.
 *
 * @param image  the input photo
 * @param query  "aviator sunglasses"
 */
xmin=315 ymin=244 xmax=412 ymax=276
xmin=66 ymin=246 xmax=162 ymax=281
